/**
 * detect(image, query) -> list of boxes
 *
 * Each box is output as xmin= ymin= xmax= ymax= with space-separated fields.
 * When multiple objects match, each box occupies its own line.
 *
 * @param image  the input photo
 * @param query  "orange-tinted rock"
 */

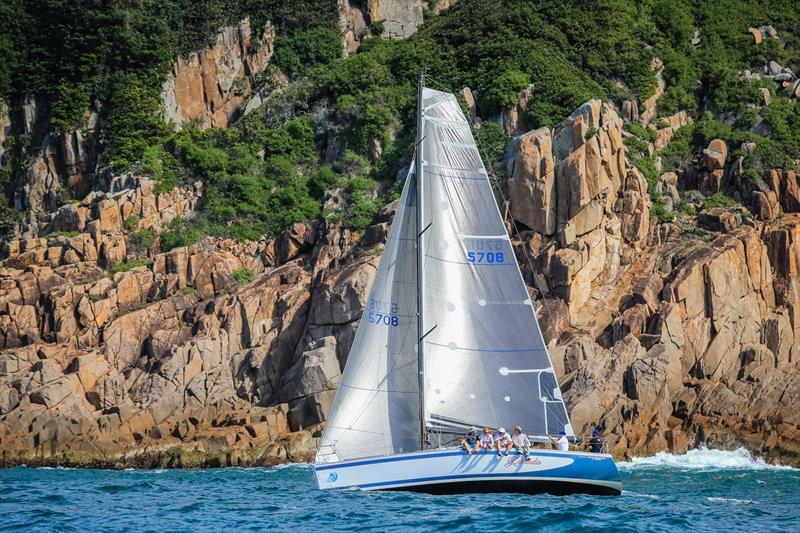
xmin=161 ymin=19 xmax=275 ymax=129
xmin=507 ymin=128 xmax=556 ymax=234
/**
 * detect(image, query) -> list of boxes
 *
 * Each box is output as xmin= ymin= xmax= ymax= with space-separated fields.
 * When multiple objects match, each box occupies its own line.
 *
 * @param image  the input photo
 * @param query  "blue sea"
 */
xmin=1 ymin=448 xmax=797 ymax=532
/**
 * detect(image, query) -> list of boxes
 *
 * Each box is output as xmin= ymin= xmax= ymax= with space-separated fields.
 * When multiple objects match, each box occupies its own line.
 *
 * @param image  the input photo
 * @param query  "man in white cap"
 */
xmin=494 ymin=427 xmax=513 ymax=456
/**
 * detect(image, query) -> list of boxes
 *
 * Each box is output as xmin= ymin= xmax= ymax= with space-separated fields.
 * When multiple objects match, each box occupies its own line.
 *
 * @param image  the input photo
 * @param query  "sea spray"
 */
xmin=619 ymin=447 xmax=797 ymax=471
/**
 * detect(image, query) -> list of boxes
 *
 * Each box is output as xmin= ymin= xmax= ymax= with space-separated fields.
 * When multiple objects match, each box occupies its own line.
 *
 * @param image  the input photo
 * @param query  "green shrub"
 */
xmin=679 ymin=201 xmax=697 ymax=216
xmin=109 ymin=258 xmax=152 ymax=277
xmin=475 ymin=122 xmax=510 ymax=179
xmin=159 ymin=218 xmax=204 ymax=252
xmin=139 ymin=146 xmax=179 ymax=194
xmin=370 ymin=20 xmax=385 ymax=36
xmin=702 ymin=192 xmax=736 ymax=210
xmin=659 ymin=125 xmax=696 ymax=173
xmin=124 ymin=215 xmax=140 ymax=231
xmin=272 ymin=27 xmax=342 ymax=78
xmin=481 ymin=69 xmax=529 ymax=113
xmin=650 ymin=192 xmax=675 ymax=224
xmin=232 ymin=267 xmax=254 ymax=285
xmin=129 ymin=229 xmax=155 ymax=251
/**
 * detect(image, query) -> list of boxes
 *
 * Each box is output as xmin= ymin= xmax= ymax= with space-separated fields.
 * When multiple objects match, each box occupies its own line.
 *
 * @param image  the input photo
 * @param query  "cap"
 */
xmin=559 ymin=431 xmax=566 ymax=436
xmin=469 ymin=426 xmax=477 ymax=431
xmin=592 ymin=429 xmax=600 ymax=436
xmin=498 ymin=427 xmax=505 ymax=433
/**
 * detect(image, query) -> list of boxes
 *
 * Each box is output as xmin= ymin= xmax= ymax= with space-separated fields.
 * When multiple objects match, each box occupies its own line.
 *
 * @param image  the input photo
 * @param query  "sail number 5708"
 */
xmin=466 ymin=251 xmax=505 ymax=263
xmin=368 ymin=298 xmax=399 ymax=327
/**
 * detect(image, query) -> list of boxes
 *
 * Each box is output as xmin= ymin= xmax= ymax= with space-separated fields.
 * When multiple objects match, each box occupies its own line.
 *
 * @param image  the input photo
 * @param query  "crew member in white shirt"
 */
xmin=548 ymin=430 xmax=569 ymax=451
xmin=494 ymin=427 xmax=513 ymax=456
xmin=476 ymin=427 xmax=495 ymax=452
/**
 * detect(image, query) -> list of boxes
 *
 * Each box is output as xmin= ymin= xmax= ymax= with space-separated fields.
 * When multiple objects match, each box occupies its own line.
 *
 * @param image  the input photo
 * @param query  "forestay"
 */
xmin=315 ymin=167 xmax=421 ymax=463
xmin=418 ymin=88 xmax=572 ymax=442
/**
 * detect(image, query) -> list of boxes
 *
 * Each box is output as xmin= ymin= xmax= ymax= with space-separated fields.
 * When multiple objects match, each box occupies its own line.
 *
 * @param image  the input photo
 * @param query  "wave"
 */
xmin=619 ymin=447 xmax=797 ymax=471
xmin=622 ymin=490 xmax=660 ymax=499
xmin=707 ymin=497 xmax=753 ymax=505
xmin=273 ymin=462 xmax=311 ymax=470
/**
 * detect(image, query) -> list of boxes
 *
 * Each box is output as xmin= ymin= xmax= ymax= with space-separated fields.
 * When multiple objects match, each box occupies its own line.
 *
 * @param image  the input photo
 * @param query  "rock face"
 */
xmin=503 ymin=96 xmax=800 ymax=465
xmin=507 ymin=128 xmax=555 ymax=234
xmin=508 ymin=99 xmax=649 ymax=323
xmin=9 ymin=99 xmax=101 ymax=214
xmin=161 ymin=19 xmax=275 ymax=129
xmin=338 ymin=0 xmax=456 ymax=53
xmin=0 ymin=167 xmax=384 ymax=465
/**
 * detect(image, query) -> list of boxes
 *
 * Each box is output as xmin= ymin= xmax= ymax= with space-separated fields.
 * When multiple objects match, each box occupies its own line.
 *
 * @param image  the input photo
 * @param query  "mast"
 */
xmin=415 ymin=73 xmax=426 ymax=449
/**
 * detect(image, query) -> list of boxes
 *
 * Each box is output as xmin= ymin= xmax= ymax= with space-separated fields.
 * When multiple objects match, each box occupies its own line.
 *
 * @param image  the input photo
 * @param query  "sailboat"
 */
xmin=312 ymin=78 xmax=622 ymax=496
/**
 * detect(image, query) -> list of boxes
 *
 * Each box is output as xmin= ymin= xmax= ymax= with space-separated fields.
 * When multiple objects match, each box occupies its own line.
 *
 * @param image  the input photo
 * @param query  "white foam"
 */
xmin=619 ymin=446 xmax=797 ymax=471
xmin=622 ymin=490 xmax=660 ymax=499
xmin=707 ymin=497 xmax=753 ymax=505
xmin=273 ymin=462 xmax=311 ymax=470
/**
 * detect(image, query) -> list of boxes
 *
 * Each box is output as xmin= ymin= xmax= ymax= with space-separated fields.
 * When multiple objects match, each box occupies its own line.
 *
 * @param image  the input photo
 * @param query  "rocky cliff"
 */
xmin=0 ymin=171 xmax=382 ymax=466
xmin=2 ymin=89 xmax=799 ymax=467
xmin=1 ymin=5 xmax=800 ymax=468
xmin=338 ymin=0 xmax=455 ymax=53
xmin=161 ymin=18 xmax=276 ymax=129
xmin=502 ymin=89 xmax=800 ymax=465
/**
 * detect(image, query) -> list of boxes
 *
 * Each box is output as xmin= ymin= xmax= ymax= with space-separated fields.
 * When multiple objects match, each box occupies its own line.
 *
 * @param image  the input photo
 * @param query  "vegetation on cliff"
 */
xmin=1 ymin=0 xmax=799 ymax=239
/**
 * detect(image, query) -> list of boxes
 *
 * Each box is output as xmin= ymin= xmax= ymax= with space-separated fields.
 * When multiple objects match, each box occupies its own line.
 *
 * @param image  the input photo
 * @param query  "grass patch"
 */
xmin=46 ymin=230 xmax=80 ymax=239
xmin=702 ymin=192 xmax=736 ymax=210
xmin=124 ymin=215 xmax=139 ymax=231
xmin=128 ymin=229 xmax=155 ymax=251
xmin=108 ymin=258 xmax=152 ymax=277
xmin=232 ymin=268 xmax=254 ymax=285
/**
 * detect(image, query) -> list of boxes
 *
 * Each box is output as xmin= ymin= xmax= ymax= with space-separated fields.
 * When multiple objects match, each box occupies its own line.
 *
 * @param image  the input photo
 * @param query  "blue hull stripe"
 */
xmin=315 ymin=450 xmax=600 ymax=471
xmin=356 ymin=471 xmax=616 ymax=490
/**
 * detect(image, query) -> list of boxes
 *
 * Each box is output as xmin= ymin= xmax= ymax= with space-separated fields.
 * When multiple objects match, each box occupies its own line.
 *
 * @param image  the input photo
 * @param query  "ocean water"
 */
xmin=1 ymin=448 xmax=797 ymax=532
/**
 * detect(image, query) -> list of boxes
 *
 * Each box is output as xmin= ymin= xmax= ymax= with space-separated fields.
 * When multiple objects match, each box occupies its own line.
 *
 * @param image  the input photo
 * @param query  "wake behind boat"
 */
xmin=312 ymin=77 xmax=621 ymax=496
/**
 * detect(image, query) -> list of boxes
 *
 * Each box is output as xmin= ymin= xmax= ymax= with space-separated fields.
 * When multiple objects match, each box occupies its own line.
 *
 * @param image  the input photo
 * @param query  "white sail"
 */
xmin=315 ymin=167 xmax=420 ymax=463
xmin=418 ymin=88 xmax=572 ymax=442
xmin=316 ymin=84 xmax=573 ymax=465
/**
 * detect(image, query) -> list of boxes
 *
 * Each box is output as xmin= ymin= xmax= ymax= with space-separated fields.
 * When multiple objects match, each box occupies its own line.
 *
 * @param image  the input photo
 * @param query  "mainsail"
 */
xmin=316 ymin=82 xmax=571 ymax=464
xmin=417 ymin=87 xmax=572 ymax=443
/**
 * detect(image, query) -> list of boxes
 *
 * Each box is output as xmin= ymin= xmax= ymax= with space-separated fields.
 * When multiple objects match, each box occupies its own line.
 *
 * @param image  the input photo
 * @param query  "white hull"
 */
xmin=313 ymin=447 xmax=621 ymax=496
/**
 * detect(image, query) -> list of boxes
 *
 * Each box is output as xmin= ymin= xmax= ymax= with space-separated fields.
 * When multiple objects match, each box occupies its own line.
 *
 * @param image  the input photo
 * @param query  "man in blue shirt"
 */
xmin=461 ymin=427 xmax=479 ymax=455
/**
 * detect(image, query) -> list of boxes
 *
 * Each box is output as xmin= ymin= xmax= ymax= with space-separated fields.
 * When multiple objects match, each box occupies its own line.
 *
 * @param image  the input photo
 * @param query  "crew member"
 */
xmin=461 ymin=427 xmax=479 ymax=455
xmin=511 ymin=426 xmax=531 ymax=457
xmin=495 ymin=427 xmax=513 ymax=456
xmin=588 ymin=428 xmax=603 ymax=453
xmin=476 ymin=427 xmax=495 ymax=452
xmin=549 ymin=430 xmax=569 ymax=451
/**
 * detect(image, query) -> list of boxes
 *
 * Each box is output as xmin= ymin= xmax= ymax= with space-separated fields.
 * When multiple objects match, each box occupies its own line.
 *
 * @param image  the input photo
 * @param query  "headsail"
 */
xmin=315 ymin=166 xmax=420 ymax=463
xmin=418 ymin=87 xmax=572 ymax=443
